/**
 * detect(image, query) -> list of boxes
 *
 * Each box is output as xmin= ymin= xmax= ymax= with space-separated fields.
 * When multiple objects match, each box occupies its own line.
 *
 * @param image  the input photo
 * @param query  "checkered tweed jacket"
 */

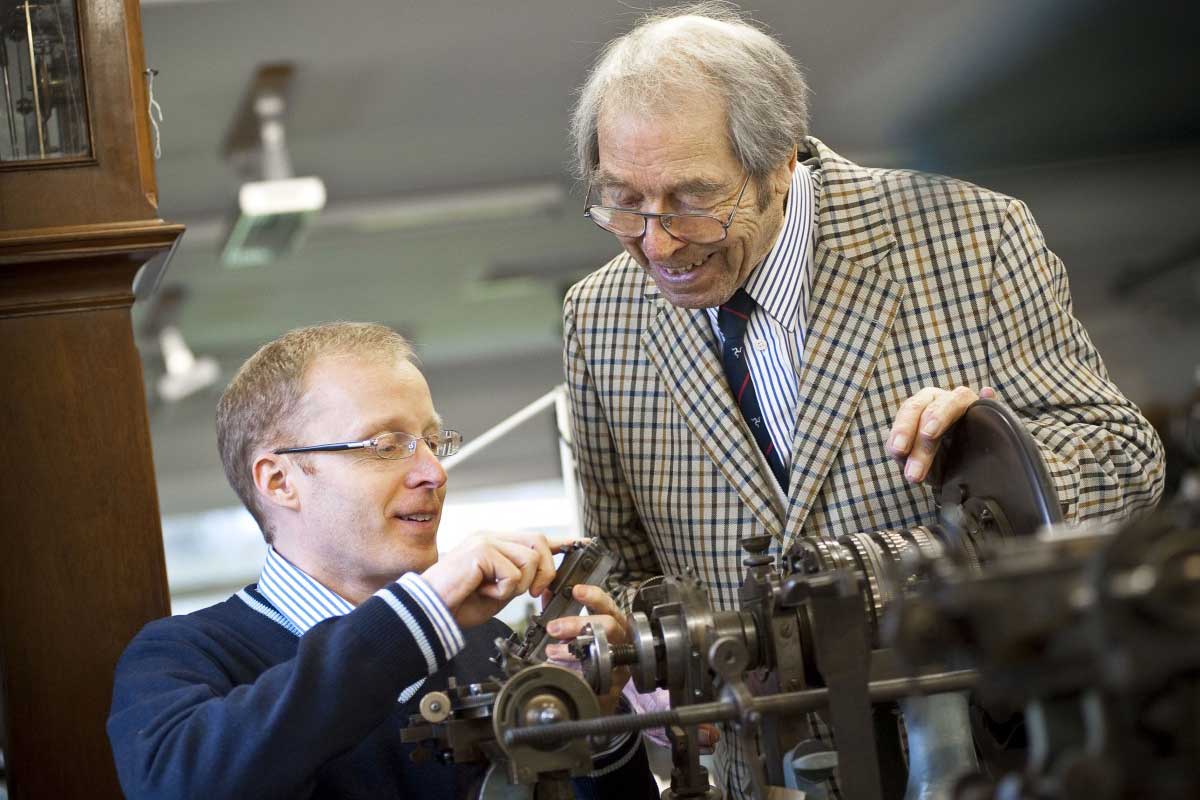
xmin=563 ymin=137 xmax=1164 ymax=795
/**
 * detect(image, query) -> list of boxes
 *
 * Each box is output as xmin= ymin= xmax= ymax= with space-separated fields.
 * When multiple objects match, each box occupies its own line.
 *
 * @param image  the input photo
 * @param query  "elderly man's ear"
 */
xmin=253 ymin=453 xmax=302 ymax=512
xmin=772 ymin=146 xmax=799 ymax=195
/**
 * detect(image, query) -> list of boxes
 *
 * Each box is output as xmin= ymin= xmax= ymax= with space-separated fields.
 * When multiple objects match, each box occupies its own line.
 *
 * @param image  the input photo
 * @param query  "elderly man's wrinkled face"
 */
xmin=595 ymin=100 xmax=793 ymax=309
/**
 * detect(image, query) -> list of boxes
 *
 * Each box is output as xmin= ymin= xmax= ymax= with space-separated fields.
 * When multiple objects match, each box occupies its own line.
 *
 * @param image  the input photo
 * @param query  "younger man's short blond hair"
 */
xmin=216 ymin=322 xmax=415 ymax=542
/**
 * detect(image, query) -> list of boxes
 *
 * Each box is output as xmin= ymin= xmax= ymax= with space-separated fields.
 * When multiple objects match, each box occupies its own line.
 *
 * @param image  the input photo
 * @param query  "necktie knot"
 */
xmin=718 ymin=288 xmax=756 ymax=342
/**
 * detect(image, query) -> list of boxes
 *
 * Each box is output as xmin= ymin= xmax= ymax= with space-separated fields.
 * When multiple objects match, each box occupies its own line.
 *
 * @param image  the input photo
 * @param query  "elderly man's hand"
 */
xmin=886 ymin=386 xmax=996 ymax=483
xmin=422 ymin=532 xmax=574 ymax=628
xmin=543 ymin=584 xmax=631 ymax=715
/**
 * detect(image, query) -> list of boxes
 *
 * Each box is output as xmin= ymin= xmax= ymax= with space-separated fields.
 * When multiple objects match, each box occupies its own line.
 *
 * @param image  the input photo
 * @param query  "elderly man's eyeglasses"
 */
xmin=273 ymin=430 xmax=463 ymax=461
xmin=584 ymin=174 xmax=751 ymax=245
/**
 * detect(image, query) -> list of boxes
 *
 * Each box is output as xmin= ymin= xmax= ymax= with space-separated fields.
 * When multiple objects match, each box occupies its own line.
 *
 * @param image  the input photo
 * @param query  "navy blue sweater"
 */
xmin=108 ymin=584 xmax=654 ymax=799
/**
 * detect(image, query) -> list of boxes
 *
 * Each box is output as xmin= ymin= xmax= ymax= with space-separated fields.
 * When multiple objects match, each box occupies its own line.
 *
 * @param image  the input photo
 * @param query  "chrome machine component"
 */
xmin=401 ymin=677 xmax=504 ymax=772
xmin=625 ymin=570 xmax=755 ymax=799
xmin=572 ymin=622 xmax=611 ymax=695
xmin=494 ymin=540 xmax=615 ymax=677
xmin=403 ymin=540 xmax=615 ymax=798
xmin=890 ymin=500 xmax=1200 ymax=799
xmin=492 ymin=664 xmax=600 ymax=792
xmin=515 ymin=501 xmax=1200 ymax=798
xmin=409 ymin=402 xmax=1199 ymax=800
xmin=402 ymin=665 xmax=604 ymax=799
xmin=567 ymin=400 xmax=1065 ymax=799
xmin=899 ymin=692 xmax=977 ymax=800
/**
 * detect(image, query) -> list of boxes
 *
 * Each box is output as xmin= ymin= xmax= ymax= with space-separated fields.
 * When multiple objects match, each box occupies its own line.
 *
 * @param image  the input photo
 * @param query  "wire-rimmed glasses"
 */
xmin=584 ymin=174 xmax=751 ymax=244
xmin=273 ymin=430 xmax=463 ymax=460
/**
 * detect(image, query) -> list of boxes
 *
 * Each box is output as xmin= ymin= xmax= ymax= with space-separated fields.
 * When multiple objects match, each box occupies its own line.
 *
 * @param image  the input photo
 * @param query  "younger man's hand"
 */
xmin=423 ymin=532 xmax=575 ymax=628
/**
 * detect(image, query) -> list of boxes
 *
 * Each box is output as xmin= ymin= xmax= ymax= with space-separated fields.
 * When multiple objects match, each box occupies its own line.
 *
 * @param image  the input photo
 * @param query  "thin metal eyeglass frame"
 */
xmin=273 ymin=430 xmax=462 ymax=460
xmin=583 ymin=174 xmax=752 ymax=244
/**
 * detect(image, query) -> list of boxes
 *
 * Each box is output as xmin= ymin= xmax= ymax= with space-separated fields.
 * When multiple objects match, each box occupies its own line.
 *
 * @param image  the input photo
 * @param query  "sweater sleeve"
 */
xmin=107 ymin=583 xmax=450 ymax=800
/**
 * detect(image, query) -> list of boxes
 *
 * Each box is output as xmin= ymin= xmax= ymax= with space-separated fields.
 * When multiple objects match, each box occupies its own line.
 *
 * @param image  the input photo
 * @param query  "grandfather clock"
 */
xmin=0 ymin=0 xmax=183 ymax=797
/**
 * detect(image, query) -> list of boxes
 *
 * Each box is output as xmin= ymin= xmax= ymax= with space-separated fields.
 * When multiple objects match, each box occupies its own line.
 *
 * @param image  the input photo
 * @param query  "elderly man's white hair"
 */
xmin=571 ymin=2 xmax=810 ymax=207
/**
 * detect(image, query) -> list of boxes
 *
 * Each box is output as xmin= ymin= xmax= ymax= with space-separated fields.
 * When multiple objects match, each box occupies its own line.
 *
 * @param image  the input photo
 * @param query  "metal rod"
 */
xmin=754 ymin=670 xmax=978 ymax=716
xmin=503 ymin=670 xmax=978 ymax=747
xmin=505 ymin=700 xmax=738 ymax=747
xmin=440 ymin=385 xmax=563 ymax=472
xmin=22 ymin=0 xmax=45 ymax=158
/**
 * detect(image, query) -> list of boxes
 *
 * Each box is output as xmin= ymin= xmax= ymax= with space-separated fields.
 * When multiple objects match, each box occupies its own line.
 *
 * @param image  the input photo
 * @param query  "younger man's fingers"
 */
xmin=477 ymin=548 xmax=526 ymax=599
xmin=546 ymin=535 xmax=593 ymax=553
xmin=528 ymin=548 xmax=557 ymax=597
xmin=492 ymin=540 xmax=540 ymax=595
xmin=511 ymin=531 xmax=558 ymax=595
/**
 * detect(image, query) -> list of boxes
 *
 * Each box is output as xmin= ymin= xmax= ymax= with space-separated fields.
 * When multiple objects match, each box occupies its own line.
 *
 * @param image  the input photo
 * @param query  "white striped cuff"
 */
xmin=374 ymin=586 xmax=438 ymax=675
xmin=397 ymin=572 xmax=466 ymax=661
xmin=399 ymin=677 xmax=427 ymax=704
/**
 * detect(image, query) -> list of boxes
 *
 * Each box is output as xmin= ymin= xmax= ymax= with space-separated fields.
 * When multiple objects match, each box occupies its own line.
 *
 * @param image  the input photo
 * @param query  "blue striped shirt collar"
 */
xmin=741 ymin=164 xmax=815 ymax=332
xmin=253 ymin=547 xmax=464 ymax=704
xmin=255 ymin=546 xmax=465 ymax=663
xmin=257 ymin=546 xmax=355 ymax=635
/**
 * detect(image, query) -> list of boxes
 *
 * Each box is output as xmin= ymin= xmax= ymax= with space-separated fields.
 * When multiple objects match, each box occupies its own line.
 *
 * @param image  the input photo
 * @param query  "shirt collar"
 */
xmin=257 ymin=546 xmax=355 ymax=634
xmin=740 ymin=163 xmax=815 ymax=332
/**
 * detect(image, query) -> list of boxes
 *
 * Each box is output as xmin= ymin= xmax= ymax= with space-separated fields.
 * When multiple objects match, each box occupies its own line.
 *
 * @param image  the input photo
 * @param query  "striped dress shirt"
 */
xmin=255 ymin=546 xmax=464 ymax=701
xmin=705 ymin=163 xmax=815 ymax=499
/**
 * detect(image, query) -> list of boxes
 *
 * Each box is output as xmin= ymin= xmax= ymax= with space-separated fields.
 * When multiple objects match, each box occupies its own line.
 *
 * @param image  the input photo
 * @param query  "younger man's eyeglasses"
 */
xmin=273 ymin=430 xmax=463 ymax=461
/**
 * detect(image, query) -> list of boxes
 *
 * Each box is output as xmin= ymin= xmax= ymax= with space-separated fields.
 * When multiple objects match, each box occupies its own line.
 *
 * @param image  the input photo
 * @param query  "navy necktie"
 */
xmin=718 ymin=289 xmax=789 ymax=491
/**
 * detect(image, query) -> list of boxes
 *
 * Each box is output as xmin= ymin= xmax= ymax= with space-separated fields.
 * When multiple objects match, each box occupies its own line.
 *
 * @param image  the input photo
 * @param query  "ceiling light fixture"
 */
xmin=220 ymin=63 xmax=326 ymax=268
xmin=157 ymin=325 xmax=220 ymax=403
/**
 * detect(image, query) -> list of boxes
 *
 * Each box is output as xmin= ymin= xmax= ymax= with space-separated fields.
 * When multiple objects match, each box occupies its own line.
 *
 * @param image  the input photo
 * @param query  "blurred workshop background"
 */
xmin=130 ymin=0 xmax=1199 ymax=618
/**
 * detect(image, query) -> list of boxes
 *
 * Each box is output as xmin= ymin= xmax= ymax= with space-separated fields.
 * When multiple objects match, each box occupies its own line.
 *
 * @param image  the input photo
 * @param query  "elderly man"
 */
xmin=562 ymin=4 xmax=1164 ymax=795
xmin=108 ymin=322 xmax=654 ymax=799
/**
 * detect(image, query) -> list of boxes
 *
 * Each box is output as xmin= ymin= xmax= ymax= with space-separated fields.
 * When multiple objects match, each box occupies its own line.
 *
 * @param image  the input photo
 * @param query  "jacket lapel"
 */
xmin=780 ymin=138 xmax=904 ymax=550
xmin=642 ymin=300 xmax=785 ymax=536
